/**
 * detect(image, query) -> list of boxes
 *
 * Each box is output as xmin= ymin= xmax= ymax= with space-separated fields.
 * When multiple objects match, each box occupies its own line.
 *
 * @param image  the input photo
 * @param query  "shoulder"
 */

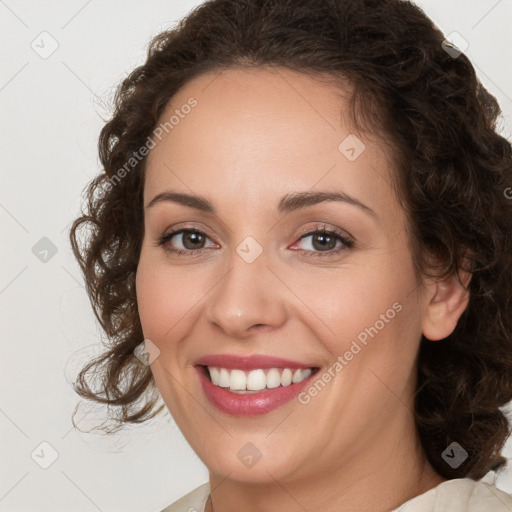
xmin=394 ymin=478 xmax=512 ymax=512
xmin=159 ymin=482 xmax=210 ymax=512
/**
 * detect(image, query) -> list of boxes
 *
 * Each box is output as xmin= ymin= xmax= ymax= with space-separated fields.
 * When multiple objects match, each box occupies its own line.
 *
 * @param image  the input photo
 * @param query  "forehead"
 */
xmin=143 ymin=66 xmax=397 ymax=219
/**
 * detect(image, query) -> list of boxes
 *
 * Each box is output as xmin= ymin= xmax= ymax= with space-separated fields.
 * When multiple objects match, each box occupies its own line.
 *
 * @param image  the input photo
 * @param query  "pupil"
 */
xmin=184 ymin=232 xmax=204 ymax=249
xmin=313 ymin=234 xmax=335 ymax=251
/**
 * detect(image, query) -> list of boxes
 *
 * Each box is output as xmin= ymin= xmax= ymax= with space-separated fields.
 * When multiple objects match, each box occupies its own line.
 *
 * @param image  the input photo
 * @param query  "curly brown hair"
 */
xmin=69 ymin=0 xmax=512 ymax=480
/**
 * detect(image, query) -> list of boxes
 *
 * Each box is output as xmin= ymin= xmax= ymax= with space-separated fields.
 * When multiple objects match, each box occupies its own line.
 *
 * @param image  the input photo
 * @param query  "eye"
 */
xmin=155 ymin=228 xmax=217 ymax=255
xmin=291 ymin=224 xmax=354 ymax=258
xmin=155 ymin=223 xmax=354 ymax=258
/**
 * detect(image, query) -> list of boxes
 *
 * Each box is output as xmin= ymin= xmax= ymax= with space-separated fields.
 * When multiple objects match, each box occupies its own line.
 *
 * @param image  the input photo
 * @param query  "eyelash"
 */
xmin=155 ymin=223 xmax=355 ymax=258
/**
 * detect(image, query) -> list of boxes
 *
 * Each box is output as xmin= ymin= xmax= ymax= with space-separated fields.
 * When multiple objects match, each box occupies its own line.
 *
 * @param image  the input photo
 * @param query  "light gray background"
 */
xmin=1 ymin=1 xmax=511 ymax=510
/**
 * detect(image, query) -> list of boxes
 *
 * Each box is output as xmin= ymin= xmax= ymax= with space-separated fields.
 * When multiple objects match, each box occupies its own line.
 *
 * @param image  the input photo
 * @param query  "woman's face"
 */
xmin=136 ymin=67 xmax=437 ymax=485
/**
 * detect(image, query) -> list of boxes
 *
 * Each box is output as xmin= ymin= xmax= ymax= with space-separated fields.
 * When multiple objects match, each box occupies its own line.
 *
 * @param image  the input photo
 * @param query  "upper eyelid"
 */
xmin=295 ymin=223 xmax=353 ymax=241
xmin=162 ymin=224 xmax=218 ymax=244
xmin=154 ymin=212 xmax=355 ymax=237
xmin=160 ymin=224 xmax=353 ymax=248
xmin=162 ymin=223 xmax=349 ymax=238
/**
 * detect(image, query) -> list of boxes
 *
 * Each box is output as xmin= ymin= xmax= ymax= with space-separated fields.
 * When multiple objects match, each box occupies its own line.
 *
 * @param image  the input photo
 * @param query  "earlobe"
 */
xmin=421 ymin=269 xmax=472 ymax=341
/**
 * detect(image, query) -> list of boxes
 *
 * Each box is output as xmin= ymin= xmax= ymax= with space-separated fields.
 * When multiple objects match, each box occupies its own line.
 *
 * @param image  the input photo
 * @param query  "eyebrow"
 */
xmin=146 ymin=190 xmax=377 ymax=218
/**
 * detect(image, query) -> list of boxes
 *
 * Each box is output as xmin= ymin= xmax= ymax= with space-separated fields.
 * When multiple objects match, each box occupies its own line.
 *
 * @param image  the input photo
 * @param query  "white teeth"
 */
xmin=218 ymin=368 xmax=230 ymax=387
xmin=266 ymin=368 xmax=281 ymax=388
xmin=209 ymin=367 xmax=220 ymax=385
xmin=281 ymin=368 xmax=293 ymax=386
xmin=229 ymin=369 xmax=247 ymax=390
xmin=247 ymin=369 xmax=267 ymax=390
xmin=292 ymin=369 xmax=303 ymax=383
xmin=206 ymin=366 xmax=314 ymax=392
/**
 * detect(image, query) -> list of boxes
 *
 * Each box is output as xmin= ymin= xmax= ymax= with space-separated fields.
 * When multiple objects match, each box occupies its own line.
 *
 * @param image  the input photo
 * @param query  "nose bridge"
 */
xmin=205 ymin=239 xmax=286 ymax=335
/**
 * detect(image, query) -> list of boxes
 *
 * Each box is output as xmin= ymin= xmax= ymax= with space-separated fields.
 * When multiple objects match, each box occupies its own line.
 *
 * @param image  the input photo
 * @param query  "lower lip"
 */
xmin=196 ymin=366 xmax=317 ymax=416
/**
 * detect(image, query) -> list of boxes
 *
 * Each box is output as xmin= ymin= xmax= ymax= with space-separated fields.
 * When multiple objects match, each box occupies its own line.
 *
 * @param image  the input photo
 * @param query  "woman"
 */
xmin=70 ymin=0 xmax=512 ymax=510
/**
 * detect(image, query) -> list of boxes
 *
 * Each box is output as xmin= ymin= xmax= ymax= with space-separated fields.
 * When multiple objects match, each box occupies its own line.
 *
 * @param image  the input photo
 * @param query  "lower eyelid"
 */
xmin=158 ymin=228 xmax=353 ymax=255
xmin=167 ymin=230 xmax=216 ymax=249
xmin=296 ymin=234 xmax=343 ymax=250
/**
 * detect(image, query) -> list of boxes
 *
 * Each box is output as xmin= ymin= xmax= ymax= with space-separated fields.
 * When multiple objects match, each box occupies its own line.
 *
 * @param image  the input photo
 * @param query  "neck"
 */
xmin=205 ymin=418 xmax=445 ymax=512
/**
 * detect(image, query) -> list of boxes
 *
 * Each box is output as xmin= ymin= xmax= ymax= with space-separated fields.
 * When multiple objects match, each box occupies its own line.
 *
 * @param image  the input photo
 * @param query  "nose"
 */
xmin=204 ymin=250 xmax=288 ymax=338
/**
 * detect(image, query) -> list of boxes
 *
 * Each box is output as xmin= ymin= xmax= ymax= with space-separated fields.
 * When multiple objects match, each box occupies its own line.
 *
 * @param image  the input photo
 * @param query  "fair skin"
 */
xmin=135 ymin=66 xmax=470 ymax=512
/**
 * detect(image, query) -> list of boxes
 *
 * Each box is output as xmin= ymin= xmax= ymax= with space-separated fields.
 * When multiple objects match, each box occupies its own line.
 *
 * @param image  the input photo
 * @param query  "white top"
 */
xmin=160 ymin=478 xmax=512 ymax=511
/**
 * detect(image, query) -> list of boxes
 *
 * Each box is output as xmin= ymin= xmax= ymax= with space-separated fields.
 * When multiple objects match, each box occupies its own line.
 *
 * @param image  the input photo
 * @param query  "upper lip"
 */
xmin=194 ymin=354 xmax=317 ymax=370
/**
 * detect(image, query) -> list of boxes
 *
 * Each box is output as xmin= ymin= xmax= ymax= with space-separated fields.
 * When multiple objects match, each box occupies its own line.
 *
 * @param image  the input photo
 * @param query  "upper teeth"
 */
xmin=207 ymin=367 xmax=313 ymax=392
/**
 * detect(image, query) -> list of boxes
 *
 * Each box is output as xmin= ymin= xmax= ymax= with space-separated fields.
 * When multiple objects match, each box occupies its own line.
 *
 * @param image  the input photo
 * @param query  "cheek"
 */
xmin=310 ymin=258 xmax=420 ymax=372
xmin=135 ymin=253 xmax=197 ymax=349
xmin=135 ymin=255 xmax=198 ymax=415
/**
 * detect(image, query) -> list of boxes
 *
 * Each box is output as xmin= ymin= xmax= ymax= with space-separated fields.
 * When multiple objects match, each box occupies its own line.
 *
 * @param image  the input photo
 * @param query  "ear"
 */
xmin=421 ymin=267 xmax=472 ymax=341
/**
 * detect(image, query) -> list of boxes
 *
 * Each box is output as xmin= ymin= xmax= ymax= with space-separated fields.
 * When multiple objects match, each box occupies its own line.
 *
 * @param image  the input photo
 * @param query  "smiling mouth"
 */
xmin=198 ymin=365 xmax=320 ymax=394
